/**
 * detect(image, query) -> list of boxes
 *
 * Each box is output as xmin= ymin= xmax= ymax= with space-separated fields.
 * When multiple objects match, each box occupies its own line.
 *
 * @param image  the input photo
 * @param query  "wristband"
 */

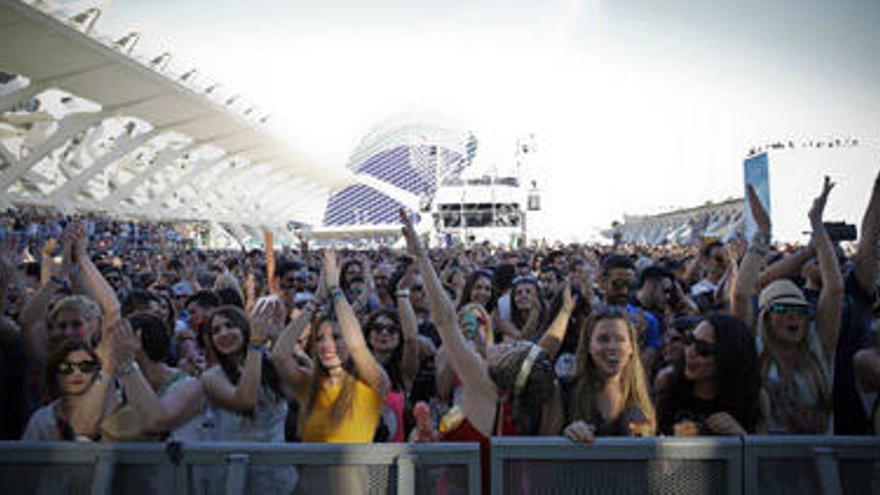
xmin=395 ymin=289 xmax=411 ymax=298
xmin=751 ymin=231 xmax=770 ymax=246
xmin=248 ymin=341 xmax=266 ymax=353
xmin=50 ymin=275 xmax=70 ymax=289
xmin=118 ymin=360 xmax=139 ymax=377
xmin=330 ymin=286 xmax=346 ymax=303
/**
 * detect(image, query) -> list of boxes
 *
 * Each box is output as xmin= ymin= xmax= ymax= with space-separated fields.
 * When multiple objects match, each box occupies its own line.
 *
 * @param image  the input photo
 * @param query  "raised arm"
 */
xmin=325 ymin=249 xmax=389 ymax=398
xmin=758 ymin=244 xmax=815 ymax=289
xmin=538 ymin=281 xmax=576 ymax=359
xmin=269 ymin=301 xmax=318 ymax=399
xmin=809 ymin=177 xmax=845 ymax=364
xmin=398 ymin=209 xmax=495 ymax=397
xmin=853 ymin=171 xmax=880 ymax=296
xmin=18 ymin=231 xmax=76 ymax=365
xmin=395 ymin=265 xmax=420 ymax=392
xmin=71 ymin=221 xmax=121 ymax=327
xmin=731 ymin=185 xmax=771 ymax=331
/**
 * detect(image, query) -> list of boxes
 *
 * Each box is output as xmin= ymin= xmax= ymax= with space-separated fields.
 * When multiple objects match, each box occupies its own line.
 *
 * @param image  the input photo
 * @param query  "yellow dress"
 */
xmin=300 ymin=378 xmax=383 ymax=443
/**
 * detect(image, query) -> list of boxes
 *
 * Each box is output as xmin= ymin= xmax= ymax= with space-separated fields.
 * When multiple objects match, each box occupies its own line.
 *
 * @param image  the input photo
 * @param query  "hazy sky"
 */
xmin=94 ymin=0 xmax=880 ymax=239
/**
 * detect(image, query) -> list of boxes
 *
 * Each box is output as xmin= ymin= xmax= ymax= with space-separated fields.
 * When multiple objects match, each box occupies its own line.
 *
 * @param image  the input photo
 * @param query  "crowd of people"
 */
xmin=0 ymin=174 xmax=878 ymax=492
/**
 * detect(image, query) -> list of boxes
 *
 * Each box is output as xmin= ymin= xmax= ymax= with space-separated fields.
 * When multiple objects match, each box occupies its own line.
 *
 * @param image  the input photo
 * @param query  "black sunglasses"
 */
xmin=610 ymin=279 xmax=634 ymax=290
xmin=58 ymin=360 xmax=100 ymax=375
xmin=684 ymin=334 xmax=718 ymax=358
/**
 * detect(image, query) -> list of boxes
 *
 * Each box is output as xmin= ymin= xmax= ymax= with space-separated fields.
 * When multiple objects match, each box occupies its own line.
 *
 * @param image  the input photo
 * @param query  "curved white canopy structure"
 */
xmin=0 ymin=0 xmax=350 ymax=237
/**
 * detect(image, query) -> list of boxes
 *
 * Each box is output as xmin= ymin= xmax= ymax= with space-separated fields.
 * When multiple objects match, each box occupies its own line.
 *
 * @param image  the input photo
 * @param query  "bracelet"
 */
xmin=118 ymin=360 xmax=139 ymax=377
xmin=50 ymin=275 xmax=70 ymax=289
xmin=330 ymin=286 xmax=346 ymax=302
xmin=747 ymin=244 xmax=768 ymax=257
xmin=751 ymin=232 xmax=770 ymax=245
xmin=395 ymin=289 xmax=411 ymax=298
xmin=247 ymin=341 xmax=267 ymax=353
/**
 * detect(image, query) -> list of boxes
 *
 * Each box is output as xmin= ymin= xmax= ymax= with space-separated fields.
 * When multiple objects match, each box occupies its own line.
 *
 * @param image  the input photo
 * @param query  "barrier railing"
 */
xmin=2 ymin=437 xmax=878 ymax=494
xmin=490 ymin=436 xmax=880 ymax=495
xmin=491 ymin=437 xmax=743 ymax=495
xmin=743 ymin=436 xmax=880 ymax=495
xmin=0 ymin=441 xmax=481 ymax=495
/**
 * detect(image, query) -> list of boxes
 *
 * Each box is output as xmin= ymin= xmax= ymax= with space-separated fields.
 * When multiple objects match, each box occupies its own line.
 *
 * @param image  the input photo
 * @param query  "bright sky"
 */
xmin=95 ymin=0 xmax=880 ymax=240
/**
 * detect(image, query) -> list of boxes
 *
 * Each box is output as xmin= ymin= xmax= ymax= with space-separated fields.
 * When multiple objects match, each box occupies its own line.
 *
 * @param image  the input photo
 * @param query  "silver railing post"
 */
xmin=225 ymin=453 xmax=250 ymax=495
xmin=396 ymin=453 xmax=417 ymax=495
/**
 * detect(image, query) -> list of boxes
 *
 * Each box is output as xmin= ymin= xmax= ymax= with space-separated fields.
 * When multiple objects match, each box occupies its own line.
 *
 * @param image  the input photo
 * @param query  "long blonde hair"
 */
xmin=572 ymin=308 xmax=656 ymax=432
xmin=756 ymin=307 xmax=831 ymax=416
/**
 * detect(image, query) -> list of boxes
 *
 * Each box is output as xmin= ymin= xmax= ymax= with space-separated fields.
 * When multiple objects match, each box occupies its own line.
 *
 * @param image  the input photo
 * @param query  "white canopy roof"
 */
xmin=0 ymin=0 xmax=351 ymax=233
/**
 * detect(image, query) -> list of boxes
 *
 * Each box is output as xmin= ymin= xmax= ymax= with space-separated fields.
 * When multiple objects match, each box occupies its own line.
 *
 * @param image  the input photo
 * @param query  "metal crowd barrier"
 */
xmin=743 ymin=436 xmax=880 ymax=495
xmin=491 ymin=437 xmax=743 ymax=495
xmin=2 ymin=437 xmax=878 ymax=494
xmin=490 ymin=436 xmax=880 ymax=495
xmin=0 ymin=441 xmax=481 ymax=495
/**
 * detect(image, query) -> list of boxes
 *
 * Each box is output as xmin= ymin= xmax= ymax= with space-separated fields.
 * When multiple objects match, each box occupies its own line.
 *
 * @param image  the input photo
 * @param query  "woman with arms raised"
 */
xmin=732 ymin=178 xmax=844 ymax=434
xmin=399 ymin=209 xmax=563 ymax=495
xmin=270 ymin=248 xmax=390 ymax=443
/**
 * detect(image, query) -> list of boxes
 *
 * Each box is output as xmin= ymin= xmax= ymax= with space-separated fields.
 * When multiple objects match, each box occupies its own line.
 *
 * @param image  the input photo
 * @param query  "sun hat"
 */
xmin=758 ymin=279 xmax=809 ymax=310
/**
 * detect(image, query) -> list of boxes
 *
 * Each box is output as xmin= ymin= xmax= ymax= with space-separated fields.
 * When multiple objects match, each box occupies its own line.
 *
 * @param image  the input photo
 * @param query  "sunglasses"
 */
xmin=58 ymin=360 xmax=100 ymax=375
xmin=712 ymin=256 xmax=726 ymax=263
xmin=769 ymin=304 xmax=811 ymax=317
xmin=371 ymin=323 xmax=400 ymax=335
xmin=513 ymin=275 xmax=539 ymax=285
xmin=684 ymin=334 xmax=718 ymax=358
xmin=610 ymin=279 xmax=634 ymax=290
xmin=55 ymin=319 xmax=85 ymax=331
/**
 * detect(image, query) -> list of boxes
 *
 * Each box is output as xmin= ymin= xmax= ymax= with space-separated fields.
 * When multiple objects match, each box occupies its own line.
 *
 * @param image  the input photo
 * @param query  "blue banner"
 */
xmin=743 ymin=153 xmax=771 ymax=242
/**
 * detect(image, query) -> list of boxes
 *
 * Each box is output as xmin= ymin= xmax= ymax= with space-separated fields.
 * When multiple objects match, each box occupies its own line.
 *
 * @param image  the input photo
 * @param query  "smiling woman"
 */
xmin=657 ymin=314 xmax=763 ymax=436
xmin=564 ymin=308 xmax=656 ymax=441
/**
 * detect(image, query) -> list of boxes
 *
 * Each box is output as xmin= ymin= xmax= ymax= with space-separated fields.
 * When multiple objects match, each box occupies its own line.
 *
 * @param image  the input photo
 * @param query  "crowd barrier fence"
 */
xmin=0 ymin=437 xmax=878 ymax=494
xmin=490 ymin=436 xmax=880 ymax=495
xmin=0 ymin=441 xmax=480 ymax=495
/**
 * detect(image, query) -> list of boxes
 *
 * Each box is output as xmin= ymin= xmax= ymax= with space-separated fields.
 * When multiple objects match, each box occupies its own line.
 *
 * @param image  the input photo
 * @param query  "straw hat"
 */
xmin=758 ymin=279 xmax=809 ymax=310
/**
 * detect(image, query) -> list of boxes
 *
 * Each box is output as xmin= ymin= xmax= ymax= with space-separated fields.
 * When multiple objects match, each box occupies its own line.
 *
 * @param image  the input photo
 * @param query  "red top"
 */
xmin=441 ymin=400 xmax=519 ymax=495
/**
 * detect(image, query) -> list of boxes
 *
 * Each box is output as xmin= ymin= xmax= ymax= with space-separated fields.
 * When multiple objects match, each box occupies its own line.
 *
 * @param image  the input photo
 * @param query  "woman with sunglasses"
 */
xmin=653 ymin=316 xmax=700 ymax=392
xmin=362 ymin=288 xmax=419 ymax=442
xmin=22 ymin=331 xmax=121 ymax=441
xmin=732 ymin=179 xmax=843 ymax=434
xmin=657 ymin=313 xmax=764 ymax=435
xmin=564 ymin=308 xmax=656 ymax=441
